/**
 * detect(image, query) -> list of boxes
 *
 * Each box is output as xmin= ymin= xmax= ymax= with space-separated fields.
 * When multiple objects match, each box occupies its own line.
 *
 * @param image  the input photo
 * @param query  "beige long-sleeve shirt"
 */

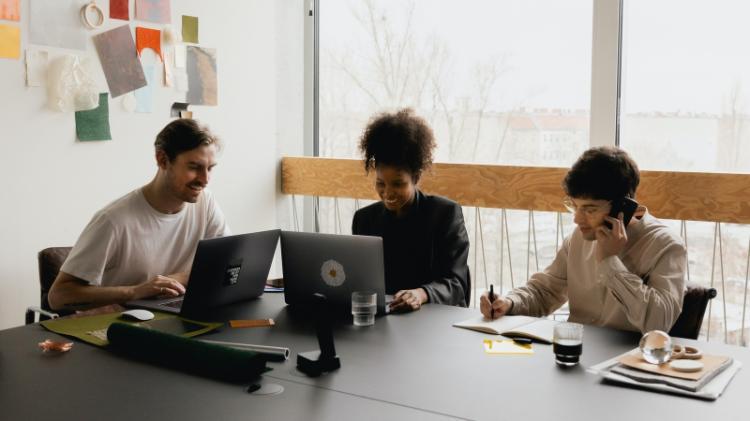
xmin=507 ymin=212 xmax=686 ymax=333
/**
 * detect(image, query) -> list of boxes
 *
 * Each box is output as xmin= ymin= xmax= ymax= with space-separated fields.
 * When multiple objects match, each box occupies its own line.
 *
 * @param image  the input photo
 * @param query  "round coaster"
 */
xmin=669 ymin=359 xmax=704 ymax=372
xmin=248 ymin=383 xmax=284 ymax=396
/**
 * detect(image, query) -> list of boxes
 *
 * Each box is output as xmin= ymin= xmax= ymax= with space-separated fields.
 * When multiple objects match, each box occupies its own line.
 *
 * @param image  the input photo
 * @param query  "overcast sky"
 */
xmin=321 ymin=0 xmax=750 ymax=115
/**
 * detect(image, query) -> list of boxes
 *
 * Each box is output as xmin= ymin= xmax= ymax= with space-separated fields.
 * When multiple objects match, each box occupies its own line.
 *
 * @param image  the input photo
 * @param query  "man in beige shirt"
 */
xmin=480 ymin=147 xmax=686 ymax=333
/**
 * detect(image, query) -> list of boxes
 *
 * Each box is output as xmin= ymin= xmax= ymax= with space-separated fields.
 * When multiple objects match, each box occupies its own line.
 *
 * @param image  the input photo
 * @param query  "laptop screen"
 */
xmin=281 ymin=231 xmax=386 ymax=316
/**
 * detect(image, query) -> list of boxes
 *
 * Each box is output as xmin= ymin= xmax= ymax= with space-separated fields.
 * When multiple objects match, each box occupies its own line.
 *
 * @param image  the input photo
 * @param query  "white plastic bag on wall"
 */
xmin=47 ymin=55 xmax=100 ymax=112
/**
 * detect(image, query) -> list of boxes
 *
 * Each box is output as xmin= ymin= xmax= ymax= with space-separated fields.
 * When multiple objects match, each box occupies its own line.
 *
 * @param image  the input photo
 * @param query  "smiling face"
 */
xmin=566 ymin=196 xmax=612 ymax=241
xmin=375 ymin=165 xmax=417 ymax=217
xmin=159 ymin=144 xmax=217 ymax=204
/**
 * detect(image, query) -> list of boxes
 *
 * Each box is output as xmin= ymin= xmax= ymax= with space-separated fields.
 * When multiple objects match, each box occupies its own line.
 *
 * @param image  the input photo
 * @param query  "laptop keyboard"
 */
xmin=162 ymin=298 xmax=184 ymax=309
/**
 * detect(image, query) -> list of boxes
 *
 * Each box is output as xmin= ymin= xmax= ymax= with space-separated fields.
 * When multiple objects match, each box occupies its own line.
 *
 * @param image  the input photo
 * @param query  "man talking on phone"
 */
xmin=480 ymin=146 xmax=686 ymax=333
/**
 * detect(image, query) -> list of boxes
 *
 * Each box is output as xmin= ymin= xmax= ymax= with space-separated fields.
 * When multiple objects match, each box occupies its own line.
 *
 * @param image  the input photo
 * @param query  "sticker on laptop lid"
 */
xmin=321 ymin=259 xmax=346 ymax=287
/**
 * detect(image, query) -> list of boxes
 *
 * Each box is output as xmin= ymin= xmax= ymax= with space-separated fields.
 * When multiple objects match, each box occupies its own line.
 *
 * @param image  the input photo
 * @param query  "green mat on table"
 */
xmin=41 ymin=311 xmax=221 ymax=346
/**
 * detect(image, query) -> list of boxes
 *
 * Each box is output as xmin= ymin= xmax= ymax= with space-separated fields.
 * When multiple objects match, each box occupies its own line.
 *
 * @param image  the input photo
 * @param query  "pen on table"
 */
xmin=489 ymin=284 xmax=495 ymax=319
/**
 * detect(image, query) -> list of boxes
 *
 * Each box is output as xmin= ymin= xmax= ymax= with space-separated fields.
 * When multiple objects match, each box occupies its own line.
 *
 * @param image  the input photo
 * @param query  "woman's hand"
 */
xmin=389 ymin=288 xmax=428 ymax=312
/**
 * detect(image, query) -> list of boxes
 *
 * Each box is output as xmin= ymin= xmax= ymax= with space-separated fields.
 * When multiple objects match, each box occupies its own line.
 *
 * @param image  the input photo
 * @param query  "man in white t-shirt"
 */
xmin=48 ymin=119 xmax=230 ymax=311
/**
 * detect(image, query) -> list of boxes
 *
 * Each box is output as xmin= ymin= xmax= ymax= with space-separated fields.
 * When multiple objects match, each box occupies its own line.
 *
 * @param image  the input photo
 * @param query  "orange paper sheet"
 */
xmin=0 ymin=23 xmax=19 ymax=59
xmin=0 ymin=0 xmax=20 ymax=21
xmin=135 ymin=26 xmax=161 ymax=59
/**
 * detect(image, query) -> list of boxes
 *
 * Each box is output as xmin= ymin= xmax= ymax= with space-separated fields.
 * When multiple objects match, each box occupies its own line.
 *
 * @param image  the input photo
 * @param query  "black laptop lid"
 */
xmin=280 ymin=231 xmax=386 ymax=315
xmin=180 ymin=229 xmax=280 ymax=318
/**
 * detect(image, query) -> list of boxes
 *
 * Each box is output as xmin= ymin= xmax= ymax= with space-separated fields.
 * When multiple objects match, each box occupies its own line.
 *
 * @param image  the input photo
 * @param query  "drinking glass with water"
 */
xmin=351 ymin=291 xmax=377 ymax=326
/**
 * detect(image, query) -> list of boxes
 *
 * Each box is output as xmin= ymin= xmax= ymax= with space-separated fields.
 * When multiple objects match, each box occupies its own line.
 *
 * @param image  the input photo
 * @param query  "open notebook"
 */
xmin=453 ymin=315 xmax=559 ymax=344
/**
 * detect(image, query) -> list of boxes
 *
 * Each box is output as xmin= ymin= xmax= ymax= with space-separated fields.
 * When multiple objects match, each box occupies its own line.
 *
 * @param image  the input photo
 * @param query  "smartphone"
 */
xmin=604 ymin=197 xmax=638 ymax=229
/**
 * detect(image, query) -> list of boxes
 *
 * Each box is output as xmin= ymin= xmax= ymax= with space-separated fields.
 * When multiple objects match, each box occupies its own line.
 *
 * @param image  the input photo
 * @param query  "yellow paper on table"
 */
xmin=0 ymin=24 xmax=20 ymax=59
xmin=483 ymin=339 xmax=534 ymax=355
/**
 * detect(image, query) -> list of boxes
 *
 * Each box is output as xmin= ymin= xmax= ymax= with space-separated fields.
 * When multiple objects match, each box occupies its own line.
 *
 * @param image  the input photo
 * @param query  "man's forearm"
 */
xmin=48 ymin=281 xmax=135 ymax=311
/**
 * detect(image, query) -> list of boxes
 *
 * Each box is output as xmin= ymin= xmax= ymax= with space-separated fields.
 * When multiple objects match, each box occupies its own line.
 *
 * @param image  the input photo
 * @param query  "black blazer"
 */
xmin=352 ymin=190 xmax=470 ymax=307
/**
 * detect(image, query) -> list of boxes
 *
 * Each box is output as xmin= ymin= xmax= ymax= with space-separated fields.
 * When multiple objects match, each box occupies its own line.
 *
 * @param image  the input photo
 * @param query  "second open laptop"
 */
xmin=280 ymin=231 xmax=387 ymax=316
xmin=126 ymin=229 xmax=280 ymax=319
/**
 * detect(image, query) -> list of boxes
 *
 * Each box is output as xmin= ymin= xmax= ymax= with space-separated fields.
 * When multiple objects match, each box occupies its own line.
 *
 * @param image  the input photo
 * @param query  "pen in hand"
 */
xmin=489 ymin=284 xmax=495 ymax=319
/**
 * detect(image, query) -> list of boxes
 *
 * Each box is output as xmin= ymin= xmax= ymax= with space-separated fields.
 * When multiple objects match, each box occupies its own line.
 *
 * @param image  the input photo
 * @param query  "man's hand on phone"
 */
xmin=596 ymin=212 xmax=628 ymax=261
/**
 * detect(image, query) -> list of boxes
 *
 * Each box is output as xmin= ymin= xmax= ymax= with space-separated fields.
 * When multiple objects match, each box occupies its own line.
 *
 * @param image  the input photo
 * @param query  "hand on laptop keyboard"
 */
xmin=131 ymin=275 xmax=186 ymax=301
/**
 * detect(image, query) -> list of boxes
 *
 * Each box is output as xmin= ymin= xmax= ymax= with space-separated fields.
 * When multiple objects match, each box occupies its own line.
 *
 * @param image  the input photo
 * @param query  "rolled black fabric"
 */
xmin=107 ymin=323 xmax=268 ymax=383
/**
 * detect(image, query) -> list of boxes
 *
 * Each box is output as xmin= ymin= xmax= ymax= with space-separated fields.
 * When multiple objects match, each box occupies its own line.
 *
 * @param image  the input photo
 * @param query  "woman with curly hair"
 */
xmin=352 ymin=109 xmax=470 ymax=312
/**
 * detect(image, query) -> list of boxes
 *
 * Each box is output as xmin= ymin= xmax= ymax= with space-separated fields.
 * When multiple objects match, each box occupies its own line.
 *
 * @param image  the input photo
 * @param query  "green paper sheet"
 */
xmin=75 ymin=93 xmax=112 ymax=141
xmin=41 ymin=311 xmax=222 ymax=347
xmin=182 ymin=15 xmax=198 ymax=43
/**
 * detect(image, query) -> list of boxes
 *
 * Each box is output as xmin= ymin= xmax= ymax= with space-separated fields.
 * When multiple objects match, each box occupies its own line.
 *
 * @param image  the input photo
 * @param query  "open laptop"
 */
xmin=280 ymin=231 xmax=387 ymax=316
xmin=127 ymin=229 xmax=280 ymax=319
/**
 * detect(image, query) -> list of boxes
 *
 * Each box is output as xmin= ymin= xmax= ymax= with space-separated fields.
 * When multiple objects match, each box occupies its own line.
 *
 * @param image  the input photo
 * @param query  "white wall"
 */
xmin=0 ymin=0 xmax=303 ymax=329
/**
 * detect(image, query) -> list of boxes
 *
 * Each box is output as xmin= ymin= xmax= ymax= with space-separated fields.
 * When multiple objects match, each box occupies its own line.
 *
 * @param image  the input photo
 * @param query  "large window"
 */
xmin=620 ymin=0 xmax=750 ymax=173
xmin=317 ymin=0 xmax=593 ymax=303
xmin=319 ymin=0 xmax=593 ymax=166
xmin=619 ymin=0 xmax=750 ymax=344
xmin=309 ymin=0 xmax=750 ymax=344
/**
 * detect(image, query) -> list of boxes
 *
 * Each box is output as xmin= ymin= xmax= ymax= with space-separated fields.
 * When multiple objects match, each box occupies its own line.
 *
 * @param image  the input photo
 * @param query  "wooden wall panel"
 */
xmin=282 ymin=156 xmax=750 ymax=223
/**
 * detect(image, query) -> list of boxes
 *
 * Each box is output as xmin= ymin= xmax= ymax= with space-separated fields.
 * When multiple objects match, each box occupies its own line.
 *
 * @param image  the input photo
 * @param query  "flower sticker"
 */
xmin=320 ymin=259 xmax=346 ymax=287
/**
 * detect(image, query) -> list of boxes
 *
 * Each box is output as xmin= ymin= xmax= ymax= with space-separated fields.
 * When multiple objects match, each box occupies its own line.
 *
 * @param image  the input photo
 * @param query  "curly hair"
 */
xmin=359 ymin=108 xmax=436 ymax=179
xmin=563 ymin=146 xmax=640 ymax=201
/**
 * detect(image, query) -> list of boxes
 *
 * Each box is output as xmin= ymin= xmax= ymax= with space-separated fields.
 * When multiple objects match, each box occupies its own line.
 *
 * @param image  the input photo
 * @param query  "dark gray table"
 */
xmin=1 ymin=293 xmax=746 ymax=420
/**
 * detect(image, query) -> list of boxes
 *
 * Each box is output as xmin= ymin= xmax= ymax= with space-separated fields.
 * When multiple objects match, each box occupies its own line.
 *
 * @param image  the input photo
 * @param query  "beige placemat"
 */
xmin=618 ymin=350 xmax=731 ymax=381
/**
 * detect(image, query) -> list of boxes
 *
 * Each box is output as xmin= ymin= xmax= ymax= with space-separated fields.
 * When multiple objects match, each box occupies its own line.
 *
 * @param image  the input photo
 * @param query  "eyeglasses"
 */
xmin=562 ymin=197 xmax=610 ymax=217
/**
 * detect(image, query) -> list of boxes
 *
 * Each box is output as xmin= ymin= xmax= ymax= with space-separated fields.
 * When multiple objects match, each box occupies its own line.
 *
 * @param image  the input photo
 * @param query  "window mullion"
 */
xmin=589 ymin=0 xmax=622 ymax=147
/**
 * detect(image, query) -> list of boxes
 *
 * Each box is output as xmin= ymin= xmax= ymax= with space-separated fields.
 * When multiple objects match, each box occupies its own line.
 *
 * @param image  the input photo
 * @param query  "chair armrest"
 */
xmin=25 ymin=306 xmax=59 ymax=325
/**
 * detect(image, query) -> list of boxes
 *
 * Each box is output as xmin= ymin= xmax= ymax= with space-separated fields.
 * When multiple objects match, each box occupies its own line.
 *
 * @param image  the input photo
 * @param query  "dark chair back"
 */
xmin=669 ymin=282 xmax=717 ymax=339
xmin=37 ymin=247 xmax=73 ymax=318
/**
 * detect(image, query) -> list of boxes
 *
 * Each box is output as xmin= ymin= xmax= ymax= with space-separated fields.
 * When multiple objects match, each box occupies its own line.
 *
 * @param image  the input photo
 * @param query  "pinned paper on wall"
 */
xmin=182 ymin=15 xmax=198 ymax=44
xmin=0 ymin=0 xmax=20 ymax=21
xmin=163 ymin=48 xmax=174 ymax=87
xmin=93 ymin=25 xmax=147 ymax=98
xmin=47 ymin=55 xmax=99 ymax=112
xmin=135 ymin=27 xmax=162 ymax=59
xmin=186 ymin=46 xmax=217 ymax=106
xmin=25 ymin=50 xmax=48 ymax=86
xmin=174 ymin=45 xmax=186 ymax=68
xmin=110 ymin=0 xmax=129 ymax=20
xmin=30 ymin=0 xmax=86 ymax=50
xmin=134 ymin=64 xmax=155 ymax=113
xmin=121 ymin=92 xmax=136 ymax=112
xmin=0 ymin=23 xmax=19 ymax=59
xmin=175 ymin=71 xmax=188 ymax=92
xmin=135 ymin=0 xmax=170 ymax=24
xmin=75 ymin=93 xmax=112 ymax=141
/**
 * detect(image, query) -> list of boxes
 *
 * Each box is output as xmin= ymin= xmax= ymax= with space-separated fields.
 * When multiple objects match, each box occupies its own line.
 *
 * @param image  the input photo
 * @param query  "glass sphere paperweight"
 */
xmin=639 ymin=330 xmax=673 ymax=364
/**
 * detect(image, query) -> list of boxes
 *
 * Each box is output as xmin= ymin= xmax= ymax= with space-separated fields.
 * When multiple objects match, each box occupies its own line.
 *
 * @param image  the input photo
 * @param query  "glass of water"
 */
xmin=553 ymin=322 xmax=584 ymax=367
xmin=351 ymin=291 xmax=377 ymax=326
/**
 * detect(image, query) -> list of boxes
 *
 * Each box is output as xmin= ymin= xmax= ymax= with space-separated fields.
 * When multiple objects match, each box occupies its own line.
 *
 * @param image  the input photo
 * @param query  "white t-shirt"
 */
xmin=61 ymin=188 xmax=230 ymax=286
